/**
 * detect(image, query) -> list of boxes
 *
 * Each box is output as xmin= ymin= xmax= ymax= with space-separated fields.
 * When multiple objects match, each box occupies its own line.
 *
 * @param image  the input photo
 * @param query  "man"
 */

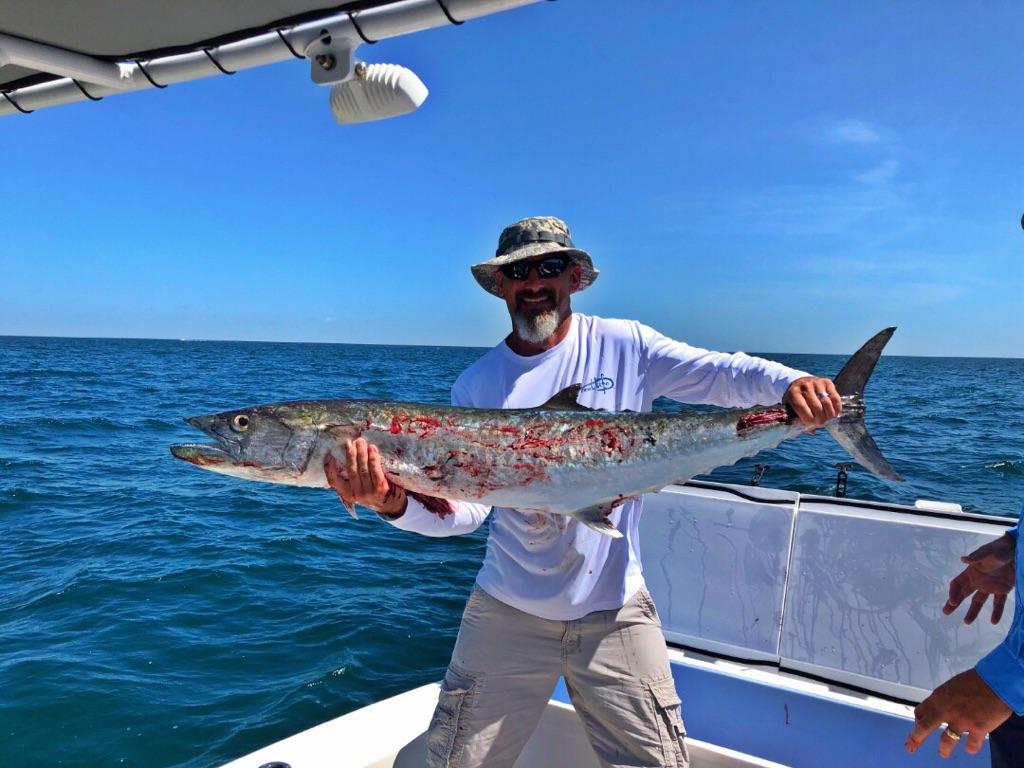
xmin=325 ymin=216 xmax=841 ymax=767
xmin=905 ymin=517 xmax=1023 ymax=764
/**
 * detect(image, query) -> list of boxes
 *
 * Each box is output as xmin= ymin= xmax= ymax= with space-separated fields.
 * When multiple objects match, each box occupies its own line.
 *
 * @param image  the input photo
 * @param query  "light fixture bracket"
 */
xmin=305 ymin=34 xmax=359 ymax=85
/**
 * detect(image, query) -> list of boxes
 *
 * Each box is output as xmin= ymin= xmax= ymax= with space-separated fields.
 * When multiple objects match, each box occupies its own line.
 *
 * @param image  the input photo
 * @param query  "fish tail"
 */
xmin=825 ymin=327 xmax=904 ymax=481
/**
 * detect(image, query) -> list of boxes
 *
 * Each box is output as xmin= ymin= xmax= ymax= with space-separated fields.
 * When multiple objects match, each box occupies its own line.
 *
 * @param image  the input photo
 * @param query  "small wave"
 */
xmin=0 ymin=456 xmax=48 ymax=470
xmin=9 ymin=368 xmax=101 ymax=379
xmin=138 ymin=418 xmax=177 ymax=431
xmin=27 ymin=416 xmax=124 ymax=432
xmin=3 ymin=486 xmax=63 ymax=502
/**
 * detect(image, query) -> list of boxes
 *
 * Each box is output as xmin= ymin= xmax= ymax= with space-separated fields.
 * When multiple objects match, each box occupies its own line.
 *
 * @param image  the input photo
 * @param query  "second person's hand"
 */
xmin=944 ymin=533 xmax=1016 ymax=625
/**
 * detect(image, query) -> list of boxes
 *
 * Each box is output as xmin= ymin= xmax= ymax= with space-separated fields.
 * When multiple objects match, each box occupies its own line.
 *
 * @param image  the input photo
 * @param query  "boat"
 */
xmin=217 ymin=479 xmax=1016 ymax=767
xmin=3 ymin=3 xmax=1016 ymax=766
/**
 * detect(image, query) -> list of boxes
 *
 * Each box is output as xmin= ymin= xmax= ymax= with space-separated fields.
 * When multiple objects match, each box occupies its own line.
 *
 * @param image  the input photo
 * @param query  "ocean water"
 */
xmin=1 ymin=336 xmax=1021 ymax=767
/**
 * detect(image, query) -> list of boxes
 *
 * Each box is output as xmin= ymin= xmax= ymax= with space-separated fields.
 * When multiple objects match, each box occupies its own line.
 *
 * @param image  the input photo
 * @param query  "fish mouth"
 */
xmin=170 ymin=415 xmax=239 ymax=466
xmin=170 ymin=442 xmax=235 ymax=467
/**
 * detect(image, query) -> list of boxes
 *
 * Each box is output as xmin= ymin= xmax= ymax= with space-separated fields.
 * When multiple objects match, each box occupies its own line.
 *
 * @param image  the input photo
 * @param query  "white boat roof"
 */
xmin=2 ymin=1 xmax=369 ymax=90
xmin=0 ymin=0 xmax=539 ymax=115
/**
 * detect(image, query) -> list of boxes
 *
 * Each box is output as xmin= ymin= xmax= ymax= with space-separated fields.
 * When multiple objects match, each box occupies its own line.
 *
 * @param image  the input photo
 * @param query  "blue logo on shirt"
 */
xmin=580 ymin=375 xmax=614 ymax=393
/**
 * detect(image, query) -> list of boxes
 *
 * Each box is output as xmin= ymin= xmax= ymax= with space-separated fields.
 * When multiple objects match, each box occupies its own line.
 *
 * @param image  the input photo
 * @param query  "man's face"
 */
xmin=495 ymin=254 xmax=582 ymax=343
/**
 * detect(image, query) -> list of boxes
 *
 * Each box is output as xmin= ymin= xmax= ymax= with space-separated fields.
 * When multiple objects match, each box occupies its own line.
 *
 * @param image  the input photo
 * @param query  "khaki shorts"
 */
xmin=426 ymin=586 xmax=689 ymax=768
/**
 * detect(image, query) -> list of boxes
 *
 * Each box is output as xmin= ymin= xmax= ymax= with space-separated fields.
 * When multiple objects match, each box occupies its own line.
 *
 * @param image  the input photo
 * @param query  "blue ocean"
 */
xmin=1 ymin=336 xmax=1021 ymax=767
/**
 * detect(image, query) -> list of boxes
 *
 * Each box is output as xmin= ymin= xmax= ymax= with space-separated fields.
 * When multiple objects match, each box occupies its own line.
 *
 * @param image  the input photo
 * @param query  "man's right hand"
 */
xmin=324 ymin=438 xmax=407 ymax=519
xmin=905 ymin=669 xmax=1012 ymax=757
xmin=944 ymin=533 xmax=1016 ymax=624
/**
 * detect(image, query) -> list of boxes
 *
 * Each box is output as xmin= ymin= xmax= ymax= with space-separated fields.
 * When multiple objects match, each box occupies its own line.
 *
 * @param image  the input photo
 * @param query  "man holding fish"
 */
xmin=326 ymin=216 xmax=846 ymax=768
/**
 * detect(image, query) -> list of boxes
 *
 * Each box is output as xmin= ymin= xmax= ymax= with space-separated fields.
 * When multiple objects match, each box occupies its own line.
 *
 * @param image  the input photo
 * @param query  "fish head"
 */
xmin=170 ymin=404 xmax=318 ymax=484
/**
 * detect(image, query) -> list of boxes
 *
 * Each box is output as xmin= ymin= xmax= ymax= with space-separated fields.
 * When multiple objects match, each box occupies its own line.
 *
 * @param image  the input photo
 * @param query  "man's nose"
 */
xmin=520 ymin=268 xmax=549 ymax=291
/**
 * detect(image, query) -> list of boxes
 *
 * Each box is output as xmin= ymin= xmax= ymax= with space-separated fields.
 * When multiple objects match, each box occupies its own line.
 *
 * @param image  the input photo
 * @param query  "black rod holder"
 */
xmin=835 ymin=463 xmax=852 ymax=498
xmin=750 ymin=463 xmax=769 ymax=487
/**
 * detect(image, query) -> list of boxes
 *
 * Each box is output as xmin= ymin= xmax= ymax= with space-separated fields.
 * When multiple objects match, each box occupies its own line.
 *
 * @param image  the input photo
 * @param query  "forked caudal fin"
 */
xmin=826 ymin=327 xmax=903 ymax=482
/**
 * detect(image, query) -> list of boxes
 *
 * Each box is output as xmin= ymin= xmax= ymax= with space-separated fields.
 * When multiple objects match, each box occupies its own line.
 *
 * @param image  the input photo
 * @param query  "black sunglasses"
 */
xmin=498 ymin=256 xmax=571 ymax=281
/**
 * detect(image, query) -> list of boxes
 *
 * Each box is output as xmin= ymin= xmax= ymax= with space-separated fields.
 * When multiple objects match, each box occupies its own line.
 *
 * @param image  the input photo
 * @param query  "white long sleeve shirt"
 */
xmin=386 ymin=314 xmax=807 ymax=620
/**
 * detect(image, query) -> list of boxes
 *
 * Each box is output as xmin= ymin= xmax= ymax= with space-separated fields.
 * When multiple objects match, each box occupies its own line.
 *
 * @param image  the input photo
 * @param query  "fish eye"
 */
xmin=230 ymin=414 xmax=250 ymax=432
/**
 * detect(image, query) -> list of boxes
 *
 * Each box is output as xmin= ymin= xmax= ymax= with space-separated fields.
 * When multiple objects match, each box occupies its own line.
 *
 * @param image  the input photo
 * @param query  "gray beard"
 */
xmin=513 ymin=309 xmax=560 ymax=345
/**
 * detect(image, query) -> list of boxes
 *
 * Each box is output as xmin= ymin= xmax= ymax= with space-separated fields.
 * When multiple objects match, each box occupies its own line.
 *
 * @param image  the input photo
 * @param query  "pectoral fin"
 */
xmin=341 ymin=498 xmax=359 ymax=519
xmin=569 ymin=501 xmax=628 ymax=538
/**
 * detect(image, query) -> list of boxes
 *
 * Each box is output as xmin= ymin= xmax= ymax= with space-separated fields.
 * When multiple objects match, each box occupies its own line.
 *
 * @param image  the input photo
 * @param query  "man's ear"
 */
xmin=570 ymin=262 xmax=582 ymax=291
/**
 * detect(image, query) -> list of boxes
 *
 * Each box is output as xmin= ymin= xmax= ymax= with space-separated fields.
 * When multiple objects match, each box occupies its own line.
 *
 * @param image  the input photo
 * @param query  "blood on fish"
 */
xmin=389 ymin=414 xmax=443 ymax=438
xmin=410 ymin=416 xmax=442 ymax=435
xmin=736 ymin=409 xmax=791 ymax=433
xmin=596 ymin=425 xmax=634 ymax=456
xmin=509 ymin=459 xmax=551 ymax=485
xmin=456 ymin=458 xmax=487 ymax=478
xmin=191 ymin=454 xmax=224 ymax=467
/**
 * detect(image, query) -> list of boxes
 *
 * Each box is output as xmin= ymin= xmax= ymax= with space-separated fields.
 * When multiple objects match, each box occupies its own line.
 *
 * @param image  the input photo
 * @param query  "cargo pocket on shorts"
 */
xmin=647 ymin=673 xmax=690 ymax=768
xmin=426 ymin=665 xmax=479 ymax=768
xmin=635 ymin=587 xmax=661 ymax=625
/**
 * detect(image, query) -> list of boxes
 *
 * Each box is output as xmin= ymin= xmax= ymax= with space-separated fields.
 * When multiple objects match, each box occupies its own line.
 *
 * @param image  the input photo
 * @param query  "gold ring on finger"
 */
xmin=943 ymin=726 xmax=962 ymax=742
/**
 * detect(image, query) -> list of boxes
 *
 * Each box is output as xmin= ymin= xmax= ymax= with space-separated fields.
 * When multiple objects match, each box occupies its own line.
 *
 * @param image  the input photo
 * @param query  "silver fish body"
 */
xmin=171 ymin=328 xmax=902 ymax=536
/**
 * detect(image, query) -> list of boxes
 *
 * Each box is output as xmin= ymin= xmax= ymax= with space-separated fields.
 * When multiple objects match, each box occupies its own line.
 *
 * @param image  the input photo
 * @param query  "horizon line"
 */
xmin=2 ymin=333 xmax=1022 ymax=361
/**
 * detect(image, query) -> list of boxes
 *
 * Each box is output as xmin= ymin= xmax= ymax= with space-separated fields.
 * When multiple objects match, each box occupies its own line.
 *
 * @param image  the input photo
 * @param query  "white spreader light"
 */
xmin=304 ymin=34 xmax=428 ymax=125
xmin=329 ymin=62 xmax=428 ymax=124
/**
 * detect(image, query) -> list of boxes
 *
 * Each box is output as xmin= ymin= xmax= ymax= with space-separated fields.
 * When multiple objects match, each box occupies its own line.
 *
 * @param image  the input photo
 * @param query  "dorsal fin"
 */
xmin=539 ymin=384 xmax=593 ymax=411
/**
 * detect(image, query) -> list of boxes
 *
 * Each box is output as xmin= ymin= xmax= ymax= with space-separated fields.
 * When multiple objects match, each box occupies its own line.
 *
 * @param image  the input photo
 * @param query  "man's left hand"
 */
xmin=783 ymin=376 xmax=842 ymax=428
xmin=905 ymin=669 xmax=1012 ymax=757
xmin=944 ymin=533 xmax=1016 ymax=625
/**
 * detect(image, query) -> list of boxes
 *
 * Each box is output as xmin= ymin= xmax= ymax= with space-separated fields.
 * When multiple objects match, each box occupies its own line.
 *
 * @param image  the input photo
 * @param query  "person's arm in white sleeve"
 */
xmin=638 ymin=323 xmax=808 ymax=407
xmin=637 ymin=323 xmax=843 ymax=427
xmin=382 ymin=493 xmax=491 ymax=537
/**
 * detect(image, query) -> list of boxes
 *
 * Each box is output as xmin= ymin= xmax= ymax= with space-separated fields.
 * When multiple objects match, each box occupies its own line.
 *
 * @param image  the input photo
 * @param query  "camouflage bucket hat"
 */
xmin=471 ymin=216 xmax=599 ymax=298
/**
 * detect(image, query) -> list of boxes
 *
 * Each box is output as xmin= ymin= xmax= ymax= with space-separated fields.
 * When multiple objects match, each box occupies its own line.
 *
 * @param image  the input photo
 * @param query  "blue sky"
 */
xmin=1 ymin=1 xmax=1021 ymax=356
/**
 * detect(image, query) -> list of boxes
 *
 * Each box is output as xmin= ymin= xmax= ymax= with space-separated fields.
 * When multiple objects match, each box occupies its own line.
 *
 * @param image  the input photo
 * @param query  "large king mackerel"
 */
xmin=171 ymin=328 xmax=902 ymax=536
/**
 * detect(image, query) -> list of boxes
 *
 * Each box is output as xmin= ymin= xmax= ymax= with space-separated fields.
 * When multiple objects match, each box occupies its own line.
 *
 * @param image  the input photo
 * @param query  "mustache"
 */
xmin=515 ymin=289 xmax=556 ymax=306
